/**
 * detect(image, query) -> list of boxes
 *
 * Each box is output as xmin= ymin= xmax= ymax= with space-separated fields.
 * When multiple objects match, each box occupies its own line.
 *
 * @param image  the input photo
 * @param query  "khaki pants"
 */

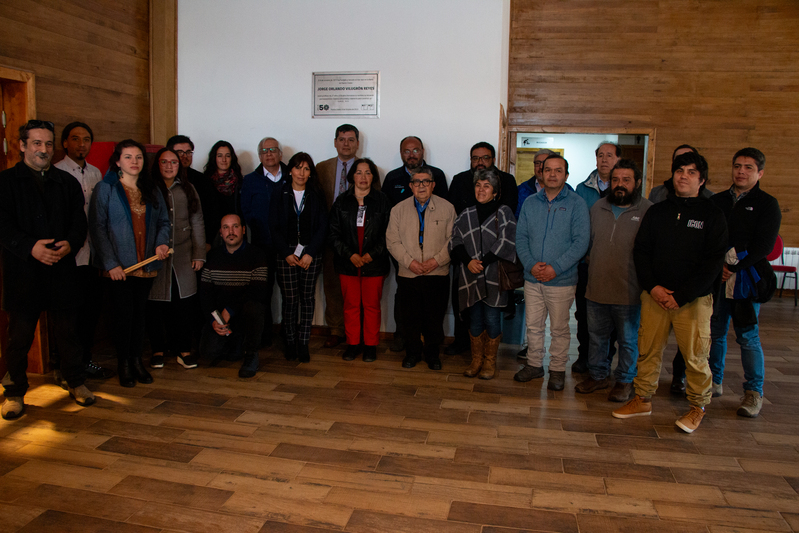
xmin=524 ymin=282 xmax=576 ymax=372
xmin=635 ymin=291 xmax=713 ymax=407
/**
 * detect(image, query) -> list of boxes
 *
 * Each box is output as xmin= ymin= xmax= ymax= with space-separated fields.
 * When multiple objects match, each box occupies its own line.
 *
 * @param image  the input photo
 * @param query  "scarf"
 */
xmin=212 ymin=169 xmax=238 ymax=196
xmin=476 ymin=198 xmax=499 ymax=225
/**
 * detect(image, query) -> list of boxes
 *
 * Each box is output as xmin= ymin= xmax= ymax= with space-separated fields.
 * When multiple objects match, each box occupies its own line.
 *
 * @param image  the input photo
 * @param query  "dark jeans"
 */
xmin=470 ymin=300 xmax=502 ymax=338
xmin=398 ymin=275 xmax=449 ymax=359
xmin=258 ymin=245 xmax=279 ymax=343
xmin=106 ymin=277 xmax=154 ymax=363
xmin=199 ymin=300 xmax=265 ymax=360
xmin=146 ymin=271 xmax=197 ymax=354
xmin=3 ymin=308 xmax=85 ymax=397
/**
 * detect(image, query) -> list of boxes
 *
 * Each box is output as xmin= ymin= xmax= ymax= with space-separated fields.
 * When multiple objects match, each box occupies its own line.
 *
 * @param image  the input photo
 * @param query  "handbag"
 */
xmin=492 ymin=211 xmax=524 ymax=290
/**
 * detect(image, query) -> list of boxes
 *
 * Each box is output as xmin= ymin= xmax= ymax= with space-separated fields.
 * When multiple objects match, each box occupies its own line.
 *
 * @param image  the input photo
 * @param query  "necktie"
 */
xmin=339 ymin=162 xmax=348 ymax=196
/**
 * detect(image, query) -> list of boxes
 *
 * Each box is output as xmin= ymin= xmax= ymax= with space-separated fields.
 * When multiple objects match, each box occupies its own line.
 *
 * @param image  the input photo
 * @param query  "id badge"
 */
xmin=356 ymin=206 xmax=366 ymax=227
xmin=293 ymin=244 xmax=305 ymax=257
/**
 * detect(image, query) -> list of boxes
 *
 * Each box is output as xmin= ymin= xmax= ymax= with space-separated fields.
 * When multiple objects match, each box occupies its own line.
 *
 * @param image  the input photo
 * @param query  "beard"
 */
xmin=404 ymin=158 xmax=422 ymax=170
xmin=607 ymin=186 xmax=640 ymax=206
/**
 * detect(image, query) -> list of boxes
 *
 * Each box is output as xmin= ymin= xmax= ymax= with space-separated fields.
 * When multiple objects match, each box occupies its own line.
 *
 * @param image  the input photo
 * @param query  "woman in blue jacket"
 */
xmin=89 ymin=139 xmax=170 ymax=387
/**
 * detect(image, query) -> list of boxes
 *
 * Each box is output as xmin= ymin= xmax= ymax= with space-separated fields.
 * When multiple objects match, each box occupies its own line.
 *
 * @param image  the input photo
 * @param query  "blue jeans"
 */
xmin=587 ymin=300 xmax=640 ymax=383
xmin=709 ymin=299 xmax=764 ymax=393
xmin=470 ymin=300 xmax=502 ymax=339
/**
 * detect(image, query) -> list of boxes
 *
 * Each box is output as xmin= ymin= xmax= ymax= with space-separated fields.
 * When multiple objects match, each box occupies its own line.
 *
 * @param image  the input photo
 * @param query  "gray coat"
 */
xmin=149 ymin=180 xmax=206 ymax=301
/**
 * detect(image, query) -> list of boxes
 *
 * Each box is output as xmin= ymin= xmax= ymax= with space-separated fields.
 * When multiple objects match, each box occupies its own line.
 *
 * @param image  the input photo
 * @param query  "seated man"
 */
xmin=387 ymin=167 xmax=456 ymax=370
xmin=199 ymin=214 xmax=268 ymax=378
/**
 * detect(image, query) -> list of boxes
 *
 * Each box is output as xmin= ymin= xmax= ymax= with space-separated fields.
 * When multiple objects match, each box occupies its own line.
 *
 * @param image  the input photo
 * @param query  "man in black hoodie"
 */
xmin=612 ymin=152 xmax=727 ymax=433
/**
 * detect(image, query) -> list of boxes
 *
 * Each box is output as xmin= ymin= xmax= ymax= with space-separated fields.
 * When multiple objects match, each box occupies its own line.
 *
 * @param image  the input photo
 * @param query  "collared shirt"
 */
xmin=263 ymin=165 xmax=282 ymax=183
xmin=730 ymin=186 xmax=751 ymax=206
xmin=55 ymin=155 xmax=102 ymax=266
xmin=334 ymin=157 xmax=355 ymax=201
xmin=414 ymin=197 xmax=430 ymax=247
xmin=598 ymin=178 xmax=610 ymax=192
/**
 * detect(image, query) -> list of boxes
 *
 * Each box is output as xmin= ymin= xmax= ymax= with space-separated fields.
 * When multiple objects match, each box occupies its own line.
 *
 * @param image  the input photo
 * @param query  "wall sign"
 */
xmin=313 ymin=71 xmax=379 ymax=118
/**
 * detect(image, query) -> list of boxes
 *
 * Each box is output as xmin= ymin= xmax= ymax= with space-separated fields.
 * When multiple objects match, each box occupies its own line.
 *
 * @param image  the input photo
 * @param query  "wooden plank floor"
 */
xmin=2 ymin=298 xmax=799 ymax=532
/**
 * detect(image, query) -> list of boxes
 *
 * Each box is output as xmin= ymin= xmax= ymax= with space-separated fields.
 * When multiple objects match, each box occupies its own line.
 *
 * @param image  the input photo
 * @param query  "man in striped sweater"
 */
xmin=199 ymin=214 xmax=268 ymax=378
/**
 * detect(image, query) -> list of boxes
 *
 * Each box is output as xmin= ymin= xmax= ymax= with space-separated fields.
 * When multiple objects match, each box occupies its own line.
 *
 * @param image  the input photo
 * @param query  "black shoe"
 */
xmin=284 ymin=343 xmax=297 ymax=361
xmin=297 ymin=344 xmax=310 ymax=363
xmin=514 ymin=364 xmax=544 ymax=382
xmin=86 ymin=362 xmax=115 ymax=379
xmin=53 ymin=369 xmax=69 ymax=390
xmin=238 ymin=352 xmax=259 ymax=378
xmin=444 ymin=342 xmax=469 ymax=356
xmin=571 ymin=359 xmax=588 ymax=374
xmin=118 ymin=360 xmax=136 ymax=388
xmin=149 ymin=354 xmax=165 ymax=369
xmin=362 ymin=346 xmax=377 ymax=362
xmin=426 ymin=355 xmax=442 ymax=371
xmin=131 ymin=358 xmax=154 ymax=384
xmin=548 ymin=370 xmax=566 ymax=391
xmin=670 ymin=376 xmax=686 ymax=395
xmin=516 ymin=347 xmax=527 ymax=360
xmin=342 ymin=344 xmax=362 ymax=361
xmin=402 ymin=353 xmax=420 ymax=368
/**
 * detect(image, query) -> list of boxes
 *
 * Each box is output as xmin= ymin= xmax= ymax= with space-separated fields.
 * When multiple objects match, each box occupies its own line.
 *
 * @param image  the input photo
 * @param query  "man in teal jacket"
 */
xmin=515 ymin=155 xmax=589 ymax=391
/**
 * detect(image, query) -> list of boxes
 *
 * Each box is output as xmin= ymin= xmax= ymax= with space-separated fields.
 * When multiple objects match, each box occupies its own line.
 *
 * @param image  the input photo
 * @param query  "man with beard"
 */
xmin=0 ymin=120 xmax=95 ymax=419
xmin=613 ymin=151 xmax=727 ymax=433
xmin=572 ymin=142 xmax=622 ymax=374
xmin=199 ymin=214 xmax=268 ymax=378
xmin=382 ymin=136 xmax=448 ymax=352
xmin=447 ymin=142 xmax=518 ymax=355
xmin=54 ymin=122 xmax=115 ymax=382
xmin=575 ymin=160 xmax=651 ymax=402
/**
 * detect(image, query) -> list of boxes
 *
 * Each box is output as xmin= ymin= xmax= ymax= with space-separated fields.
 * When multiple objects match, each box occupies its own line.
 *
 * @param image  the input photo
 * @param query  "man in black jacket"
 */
xmin=446 ymin=142 xmax=518 ymax=355
xmin=612 ymin=152 xmax=727 ymax=433
xmin=168 ymin=135 xmax=217 ymax=248
xmin=708 ymin=147 xmax=780 ymax=418
xmin=0 ymin=120 xmax=95 ymax=419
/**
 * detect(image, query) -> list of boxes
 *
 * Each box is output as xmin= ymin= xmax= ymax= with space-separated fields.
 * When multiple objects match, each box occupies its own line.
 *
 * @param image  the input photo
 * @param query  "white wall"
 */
xmin=178 ymin=0 xmax=510 ymax=334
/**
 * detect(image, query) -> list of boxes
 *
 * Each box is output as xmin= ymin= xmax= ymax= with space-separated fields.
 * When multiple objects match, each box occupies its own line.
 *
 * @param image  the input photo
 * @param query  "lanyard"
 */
xmin=415 ymin=198 xmax=429 ymax=249
xmin=294 ymin=192 xmax=306 ymax=242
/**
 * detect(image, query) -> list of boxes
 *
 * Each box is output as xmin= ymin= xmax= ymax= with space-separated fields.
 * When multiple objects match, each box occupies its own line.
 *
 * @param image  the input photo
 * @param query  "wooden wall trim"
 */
xmin=149 ymin=0 xmax=177 ymax=145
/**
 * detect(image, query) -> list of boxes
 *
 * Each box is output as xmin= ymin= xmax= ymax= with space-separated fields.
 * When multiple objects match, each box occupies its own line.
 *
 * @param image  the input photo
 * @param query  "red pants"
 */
xmin=339 ymin=275 xmax=384 ymax=346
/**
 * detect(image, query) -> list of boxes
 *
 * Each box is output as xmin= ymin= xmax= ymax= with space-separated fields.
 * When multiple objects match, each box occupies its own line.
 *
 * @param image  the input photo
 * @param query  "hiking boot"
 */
xmin=547 ymin=370 xmax=566 ymax=391
xmin=1 ymin=397 xmax=25 ymax=420
xmin=479 ymin=334 xmax=501 ymax=380
xmin=711 ymin=382 xmax=723 ymax=397
xmin=676 ymin=405 xmax=705 ymax=433
xmin=238 ymin=352 xmax=259 ymax=378
xmin=463 ymin=331 xmax=486 ymax=378
xmin=608 ymin=382 xmax=634 ymax=403
xmin=737 ymin=390 xmax=763 ymax=418
xmin=514 ymin=364 xmax=544 ymax=382
xmin=575 ymin=376 xmax=610 ymax=394
xmin=612 ymin=395 xmax=652 ymax=419
xmin=68 ymin=384 xmax=96 ymax=407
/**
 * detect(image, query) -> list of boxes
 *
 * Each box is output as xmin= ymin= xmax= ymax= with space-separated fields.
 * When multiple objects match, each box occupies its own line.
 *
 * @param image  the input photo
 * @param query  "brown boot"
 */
xmin=464 ymin=331 xmax=486 ymax=377
xmin=479 ymin=333 xmax=501 ymax=380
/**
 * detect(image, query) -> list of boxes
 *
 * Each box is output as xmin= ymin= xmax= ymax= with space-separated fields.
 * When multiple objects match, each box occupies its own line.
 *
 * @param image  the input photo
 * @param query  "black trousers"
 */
xmin=106 ymin=277 xmax=154 ymax=363
xmin=146 ymin=271 xmax=197 ymax=354
xmin=398 ymin=275 xmax=449 ymax=359
xmin=199 ymin=300 xmax=265 ymax=360
xmin=3 ymin=308 xmax=85 ymax=397
xmin=389 ymin=256 xmax=405 ymax=338
xmin=262 ymin=248 xmax=278 ymax=342
xmin=451 ymin=263 xmax=470 ymax=347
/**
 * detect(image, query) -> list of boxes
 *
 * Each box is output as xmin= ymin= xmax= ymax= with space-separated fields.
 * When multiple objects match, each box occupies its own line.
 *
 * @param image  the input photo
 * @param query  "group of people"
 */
xmin=0 ymin=120 xmax=780 ymax=435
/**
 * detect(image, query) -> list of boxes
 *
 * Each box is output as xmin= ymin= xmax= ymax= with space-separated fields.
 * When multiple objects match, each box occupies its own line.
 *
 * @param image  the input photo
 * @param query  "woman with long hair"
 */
xmin=269 ymin=152 xmax=327 ymax=363
xmin=203 ymin=140 xmax=242 ymax=243
xmin=328 ymin=158 xmax=390 ymax=362
xmin=89 ymin=140 xmax=170 ymax=387
xmin=146 ymin=147 xmax=206 ymax=370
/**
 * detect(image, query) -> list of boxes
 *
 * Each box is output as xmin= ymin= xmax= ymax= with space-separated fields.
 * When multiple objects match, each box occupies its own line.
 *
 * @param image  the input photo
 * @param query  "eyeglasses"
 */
xmin=410 ymin=179 xmax=433 ymax=187
xmin=174 ymin=150 xmax=193 ymax=156
xmin=25 ymin=119 xmax=55 ymax=132
xmin=470 ymin=155 xmax=493 ymax=163
xmin=402 ymin=149 xmax=421 ymax=156
xmin=534 ymin=160 xmax=545 ymax=167
xmin=259 ymin=147 xmax=280 ymax=154
xmin=159 ymin=159 xmax=179 ymax=166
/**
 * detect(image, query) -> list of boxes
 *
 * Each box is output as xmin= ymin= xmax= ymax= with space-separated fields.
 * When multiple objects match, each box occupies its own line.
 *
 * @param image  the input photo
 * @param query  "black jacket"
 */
xmin=269 ymin=181 xmax=328 ymax=260
xmin=448 ymin=166 xmax=518 ymax=216
xmin=382 ymin=162 xmax=448 ymax=207
xmin=634 ymin=193 xmax=728 ymax=307
xmin=186 ymin=167 xmax=218 ymax=246
xmin=710 ymin=183 xmax=781 ymax=273
xmin=328 ymin=188 xmax=391 ymax=277
xmin=0 ymin=162 xmax=87 ymax=312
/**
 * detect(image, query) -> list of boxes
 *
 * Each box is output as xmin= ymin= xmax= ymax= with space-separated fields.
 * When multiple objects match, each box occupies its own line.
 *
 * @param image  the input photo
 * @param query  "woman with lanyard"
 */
xmin=328 ymin=158 xmax=391 ymax=362
xmin=269 ymin=152 xmax=327 ymax=362
xmin=449 ymin=167 xmax=517 ymax=380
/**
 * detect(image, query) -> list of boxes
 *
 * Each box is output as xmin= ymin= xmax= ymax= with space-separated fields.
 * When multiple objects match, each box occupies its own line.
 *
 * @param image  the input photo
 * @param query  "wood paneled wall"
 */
xmin=0 ymin=0 xmax=151 ymax=155
xmin=508 ymin=0 xmax=799 ymax=245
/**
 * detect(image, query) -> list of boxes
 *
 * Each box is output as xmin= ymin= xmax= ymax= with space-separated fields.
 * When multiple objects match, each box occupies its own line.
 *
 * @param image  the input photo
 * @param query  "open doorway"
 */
xmin=507 ymin=127 xmax=656 ymax=194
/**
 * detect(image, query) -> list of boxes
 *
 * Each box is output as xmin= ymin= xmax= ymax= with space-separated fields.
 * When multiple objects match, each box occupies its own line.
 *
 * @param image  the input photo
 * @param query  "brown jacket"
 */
xmin=387 ymin=195 xmax=455 ymax=278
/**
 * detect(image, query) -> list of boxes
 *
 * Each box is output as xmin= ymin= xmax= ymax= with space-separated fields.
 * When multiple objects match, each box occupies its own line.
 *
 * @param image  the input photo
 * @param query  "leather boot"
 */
xmin=131 ymin=357 xmax=154 ymax=384
xmin=118 ymin=359 xmax=135 ymax=388
xmin=464 ymin=331 xmax=486 ymax=378
xmin=479 ymin=333 xmax=501 ymax=380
